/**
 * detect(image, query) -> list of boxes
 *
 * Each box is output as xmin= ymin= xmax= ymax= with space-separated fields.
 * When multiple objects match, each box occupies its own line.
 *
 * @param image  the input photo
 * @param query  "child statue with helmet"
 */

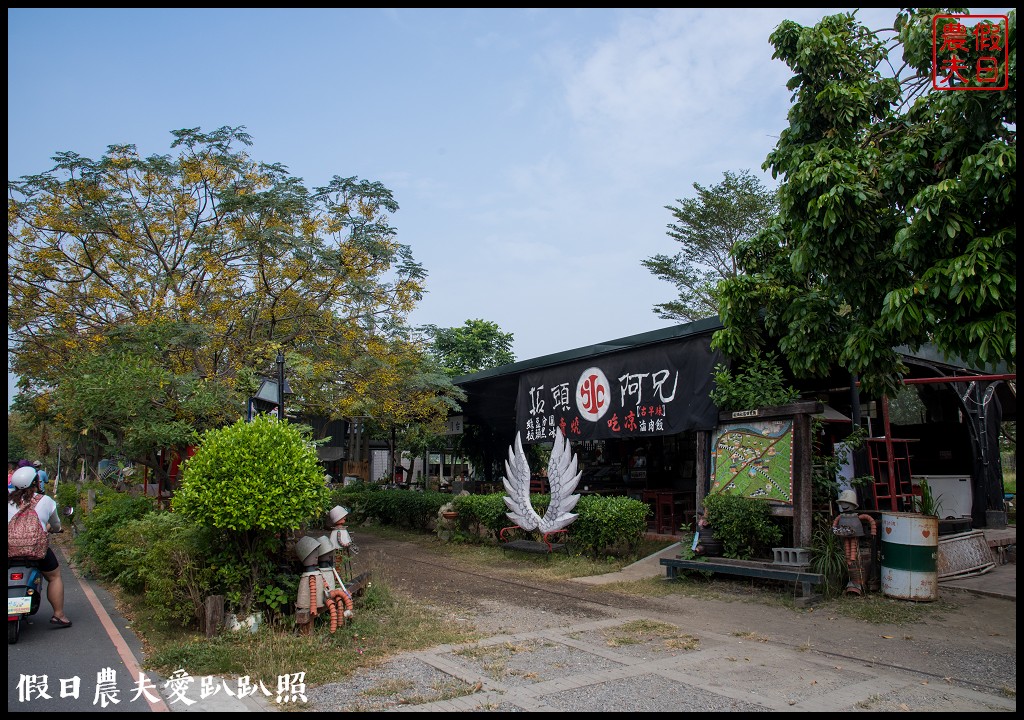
xmin=293 ymin=505 xmax=358 ymax=635
xmin=832 ymin=488 xmax=879 ymax=595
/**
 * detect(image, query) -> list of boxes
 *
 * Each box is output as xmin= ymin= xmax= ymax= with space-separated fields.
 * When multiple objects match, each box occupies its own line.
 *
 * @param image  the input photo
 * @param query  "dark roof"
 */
xmin=453 ymin=316 xmax=723 ymax=385
xmin=453 ymin=316 xmax=1015 ymax=432
xmin=453 ymin=317 xmax=723 ymax=435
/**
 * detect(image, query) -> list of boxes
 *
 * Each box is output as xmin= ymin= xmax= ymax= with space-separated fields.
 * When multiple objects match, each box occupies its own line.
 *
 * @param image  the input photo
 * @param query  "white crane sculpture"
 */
xmin=502 ymin=427 xmax=582 ymax=534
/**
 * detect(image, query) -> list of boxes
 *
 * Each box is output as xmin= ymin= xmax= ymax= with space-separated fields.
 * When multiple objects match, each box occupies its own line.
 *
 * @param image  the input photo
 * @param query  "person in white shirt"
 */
xmin=8 ymin=466 xmax=71 ymax=627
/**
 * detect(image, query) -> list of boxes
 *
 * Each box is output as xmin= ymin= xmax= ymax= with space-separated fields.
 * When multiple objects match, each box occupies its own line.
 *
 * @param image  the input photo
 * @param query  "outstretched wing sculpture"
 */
xmin=502 ymin=427 xmax=582 ymax=534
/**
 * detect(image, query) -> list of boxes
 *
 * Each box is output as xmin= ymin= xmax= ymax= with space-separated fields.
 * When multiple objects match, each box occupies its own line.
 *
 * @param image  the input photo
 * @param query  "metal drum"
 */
xmin=880 ymin=512 xmax=939 ymax=601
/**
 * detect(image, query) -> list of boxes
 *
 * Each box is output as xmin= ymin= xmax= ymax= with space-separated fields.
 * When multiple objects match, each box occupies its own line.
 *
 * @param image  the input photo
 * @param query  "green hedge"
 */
xmin=74 ymin=488 xmax=158 ymax=578
xmin=333 ymin=487 xmax=450 ymax=531
xmin=572 ymin=495 xmax=648 ymax=557
xmin=334 ymin=488 xmax=649 ymax=557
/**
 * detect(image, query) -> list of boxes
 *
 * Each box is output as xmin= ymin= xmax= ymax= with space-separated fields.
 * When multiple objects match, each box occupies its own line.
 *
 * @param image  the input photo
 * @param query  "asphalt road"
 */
xmin=7 ymin=544 xmax=169 ymax=713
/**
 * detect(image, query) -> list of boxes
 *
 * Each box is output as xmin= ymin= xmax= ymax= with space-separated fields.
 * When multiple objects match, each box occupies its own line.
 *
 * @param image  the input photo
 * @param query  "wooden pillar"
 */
xmin=792 ymin=409 xmax=814 ymax=548
xmin=203 ymin=595 xmax=224 ymax=638
xmin=695 ymin=430 xmax=709 ymax=513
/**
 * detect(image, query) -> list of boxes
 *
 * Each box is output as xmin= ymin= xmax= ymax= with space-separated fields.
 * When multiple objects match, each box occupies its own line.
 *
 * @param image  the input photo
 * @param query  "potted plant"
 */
xmin=914 ymin=478 xmax=942 ymax=518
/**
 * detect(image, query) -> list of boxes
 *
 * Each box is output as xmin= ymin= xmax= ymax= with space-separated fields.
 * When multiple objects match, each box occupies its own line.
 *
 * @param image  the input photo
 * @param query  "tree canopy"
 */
xmin=42 ymin=321 xmax=238 ymax=483
xmin=9 ymin=126 xmax=426 ymax=410
xmin=713 ymin=9 xmax=1016 ymax=398
xmin=643 ymin=169 xmax=777 ymax=322
xmin=424 ymin=318 xmax=516 ymax=481
xmin=8 ymin=127 xmax=458 ymax=470
xmin=427 ymin=319 xmax=516 ymax=377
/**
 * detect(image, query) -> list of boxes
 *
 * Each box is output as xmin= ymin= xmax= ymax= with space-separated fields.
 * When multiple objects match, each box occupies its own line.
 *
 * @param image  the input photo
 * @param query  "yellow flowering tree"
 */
xmin=9 ymin=126 xmax=436 ymax=448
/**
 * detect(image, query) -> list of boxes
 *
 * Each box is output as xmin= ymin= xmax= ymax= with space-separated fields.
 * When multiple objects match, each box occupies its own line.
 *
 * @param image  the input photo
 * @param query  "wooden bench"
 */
xmin=500 ymin=526 xmax=569 ymax=556
xmin=660 ymin=557 xmax=824 ymax=606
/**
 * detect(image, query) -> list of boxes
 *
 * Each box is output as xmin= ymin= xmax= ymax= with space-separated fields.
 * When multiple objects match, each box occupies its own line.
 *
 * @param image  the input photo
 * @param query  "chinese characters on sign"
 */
xmin=15 ymin=669 xmax=308 ymax=706
xmin=515 ymin=338 xmax=723 ymax=443
xmin=932 ymin=14 xmax=1009 ymax=90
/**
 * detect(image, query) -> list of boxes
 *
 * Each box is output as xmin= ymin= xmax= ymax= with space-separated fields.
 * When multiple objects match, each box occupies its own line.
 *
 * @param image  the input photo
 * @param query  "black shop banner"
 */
xmin=515 ymin=338 xmax=723 ymax=444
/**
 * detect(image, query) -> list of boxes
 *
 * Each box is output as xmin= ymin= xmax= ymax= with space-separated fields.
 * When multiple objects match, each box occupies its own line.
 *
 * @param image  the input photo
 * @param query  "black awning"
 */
xmin=515 ymin=334 xmax=723 ymax=443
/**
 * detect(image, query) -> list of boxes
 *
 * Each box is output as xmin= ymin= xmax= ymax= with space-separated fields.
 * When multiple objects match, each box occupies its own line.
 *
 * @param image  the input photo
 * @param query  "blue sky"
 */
xmin=7 ymin=8 xmax=1006 ymax=404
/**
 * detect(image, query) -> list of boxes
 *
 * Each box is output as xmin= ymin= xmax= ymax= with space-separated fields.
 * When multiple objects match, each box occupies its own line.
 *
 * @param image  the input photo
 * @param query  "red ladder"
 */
xmin=866 ymin=437 xmax=916 ymax=511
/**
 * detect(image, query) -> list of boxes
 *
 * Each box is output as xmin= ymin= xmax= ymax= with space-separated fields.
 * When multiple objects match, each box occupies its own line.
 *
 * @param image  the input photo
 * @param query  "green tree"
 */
xmin=40 ymin=321 xmax=238 ymax=485
xmin=173 ymin=415 xmax=330 ymax=612
xmin=426 ymin=319 xmax=516 ymax=377
xmin=352 ymin=329 xmax=466 ymax=482
xmin=7 ymin=412 xmax=31 ymax=463
xmin=425 ymin=319 xmax=517 ymax=483
xmin=713 ymin=10 xmax=1016 ymax=398
xmin=643 ymin=170 xmax=778 ymax=322
xmin=8 ymin=125 xmax=426 ymax=422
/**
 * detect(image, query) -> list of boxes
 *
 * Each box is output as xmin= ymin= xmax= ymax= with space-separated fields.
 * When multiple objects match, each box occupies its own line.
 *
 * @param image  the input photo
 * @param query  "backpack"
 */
xmin=8 ymin=495 xmax=49 ymax=560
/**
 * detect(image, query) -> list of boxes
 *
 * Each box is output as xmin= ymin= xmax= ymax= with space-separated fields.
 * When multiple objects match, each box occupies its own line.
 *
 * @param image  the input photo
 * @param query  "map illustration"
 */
xmin=709 ymin=419 xmax=794 ymax=503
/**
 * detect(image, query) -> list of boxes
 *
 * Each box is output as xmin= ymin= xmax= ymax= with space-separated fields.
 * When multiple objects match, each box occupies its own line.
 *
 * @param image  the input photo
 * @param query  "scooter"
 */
xmin=8 ymin=508 xmax=71 ymax=644
xmin=7 ymin=557 xmax=43 ymax=645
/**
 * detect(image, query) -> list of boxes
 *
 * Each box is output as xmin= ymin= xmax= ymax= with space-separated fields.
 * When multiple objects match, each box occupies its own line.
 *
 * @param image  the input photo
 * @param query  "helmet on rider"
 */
xmin=10 ymin=466 xmax=39 ymax=489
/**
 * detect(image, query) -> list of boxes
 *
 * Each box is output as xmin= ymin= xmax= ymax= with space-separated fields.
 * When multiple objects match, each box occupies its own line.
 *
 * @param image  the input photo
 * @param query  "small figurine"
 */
xmin=327 ymin=505 xmax=358 ymax=582
xmin=832 ymin=489 xmax=878 ymax=595
xmin=294 ymin=535 xmax=323 ymax=630
xmin=315 ymin=535 xmax=352 ymax=633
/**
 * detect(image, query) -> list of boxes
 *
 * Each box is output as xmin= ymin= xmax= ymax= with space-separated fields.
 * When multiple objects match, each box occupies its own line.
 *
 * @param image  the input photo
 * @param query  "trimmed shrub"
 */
xmin=571 ymin=495 xmax=648 ymax=557
xmin=702 ymin=493 xmax=783 ymax=559
xmin=172 ymin=415 xmax=330 ymax=613
xmin=357 ymin=490 xmax=451 ymax=531
xmin=173 ymin=415 xmax=329 ymax=532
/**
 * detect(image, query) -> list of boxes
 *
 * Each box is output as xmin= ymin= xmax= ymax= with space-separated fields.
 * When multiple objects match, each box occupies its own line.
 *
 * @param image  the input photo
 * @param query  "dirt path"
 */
xmin=326 ymin=531 xmax=1016 ymax=711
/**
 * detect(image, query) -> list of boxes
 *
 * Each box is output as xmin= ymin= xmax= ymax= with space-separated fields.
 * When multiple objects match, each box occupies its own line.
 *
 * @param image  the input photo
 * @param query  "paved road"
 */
xmin=7 ymin=545 xmax=168 ymax=713
xmin=7 ymin=544 xmax=270 ymax=713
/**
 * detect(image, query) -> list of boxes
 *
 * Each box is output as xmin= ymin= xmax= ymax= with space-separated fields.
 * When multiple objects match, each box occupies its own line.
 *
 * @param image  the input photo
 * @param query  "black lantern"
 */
xmin=246 ymin=353 xmax=292 ymax=422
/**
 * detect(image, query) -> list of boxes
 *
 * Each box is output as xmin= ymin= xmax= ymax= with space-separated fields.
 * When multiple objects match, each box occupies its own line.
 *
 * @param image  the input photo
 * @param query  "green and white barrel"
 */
xmin=880 ymin=512 xmax=939 ymax=601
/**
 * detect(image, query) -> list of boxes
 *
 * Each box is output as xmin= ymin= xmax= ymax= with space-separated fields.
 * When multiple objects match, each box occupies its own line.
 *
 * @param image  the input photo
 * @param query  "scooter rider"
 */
xmin=8 ymin=466 xmax=72 ymax=627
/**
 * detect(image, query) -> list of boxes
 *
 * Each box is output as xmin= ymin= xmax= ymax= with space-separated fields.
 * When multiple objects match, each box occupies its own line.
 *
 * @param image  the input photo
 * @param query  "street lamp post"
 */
xmin=277 ymin=351 xmax=286 ymax=421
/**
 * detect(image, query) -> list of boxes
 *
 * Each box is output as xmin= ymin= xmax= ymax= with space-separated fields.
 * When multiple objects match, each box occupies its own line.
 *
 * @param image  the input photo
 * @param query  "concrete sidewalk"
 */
xmin=307 ymin=606 xmax=1016 ymax=713
xmin=572 ymin=542 xmax=684 ymax=586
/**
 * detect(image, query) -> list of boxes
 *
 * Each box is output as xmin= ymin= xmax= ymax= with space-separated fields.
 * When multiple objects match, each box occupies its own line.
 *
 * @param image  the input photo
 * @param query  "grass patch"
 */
xmin=818 ymin=594 xmax=961 ymax=625
xmin=454 ymin=640 xmax=532 ymax=660
xmin=453 ymin=640 xmax=545 ymax=681
xmin=143 ymin=577 xmax=478 ymax=688
xmin=601 ymin=619 xmax=699 ymax=651
xmin=664 ymin=573 xmax=806 ymax=609
xmin=732 ymin=630 xmax=770 ymax=643
xmin=855 ymin=694 xmax=882 ymax=709
xmin=347 ymin=677 xmax=480 ymax=711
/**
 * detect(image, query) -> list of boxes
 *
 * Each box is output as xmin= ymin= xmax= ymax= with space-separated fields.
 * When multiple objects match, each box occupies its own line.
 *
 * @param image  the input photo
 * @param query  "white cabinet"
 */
xmin=912 ymin=475 xmax=972 ymax=518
